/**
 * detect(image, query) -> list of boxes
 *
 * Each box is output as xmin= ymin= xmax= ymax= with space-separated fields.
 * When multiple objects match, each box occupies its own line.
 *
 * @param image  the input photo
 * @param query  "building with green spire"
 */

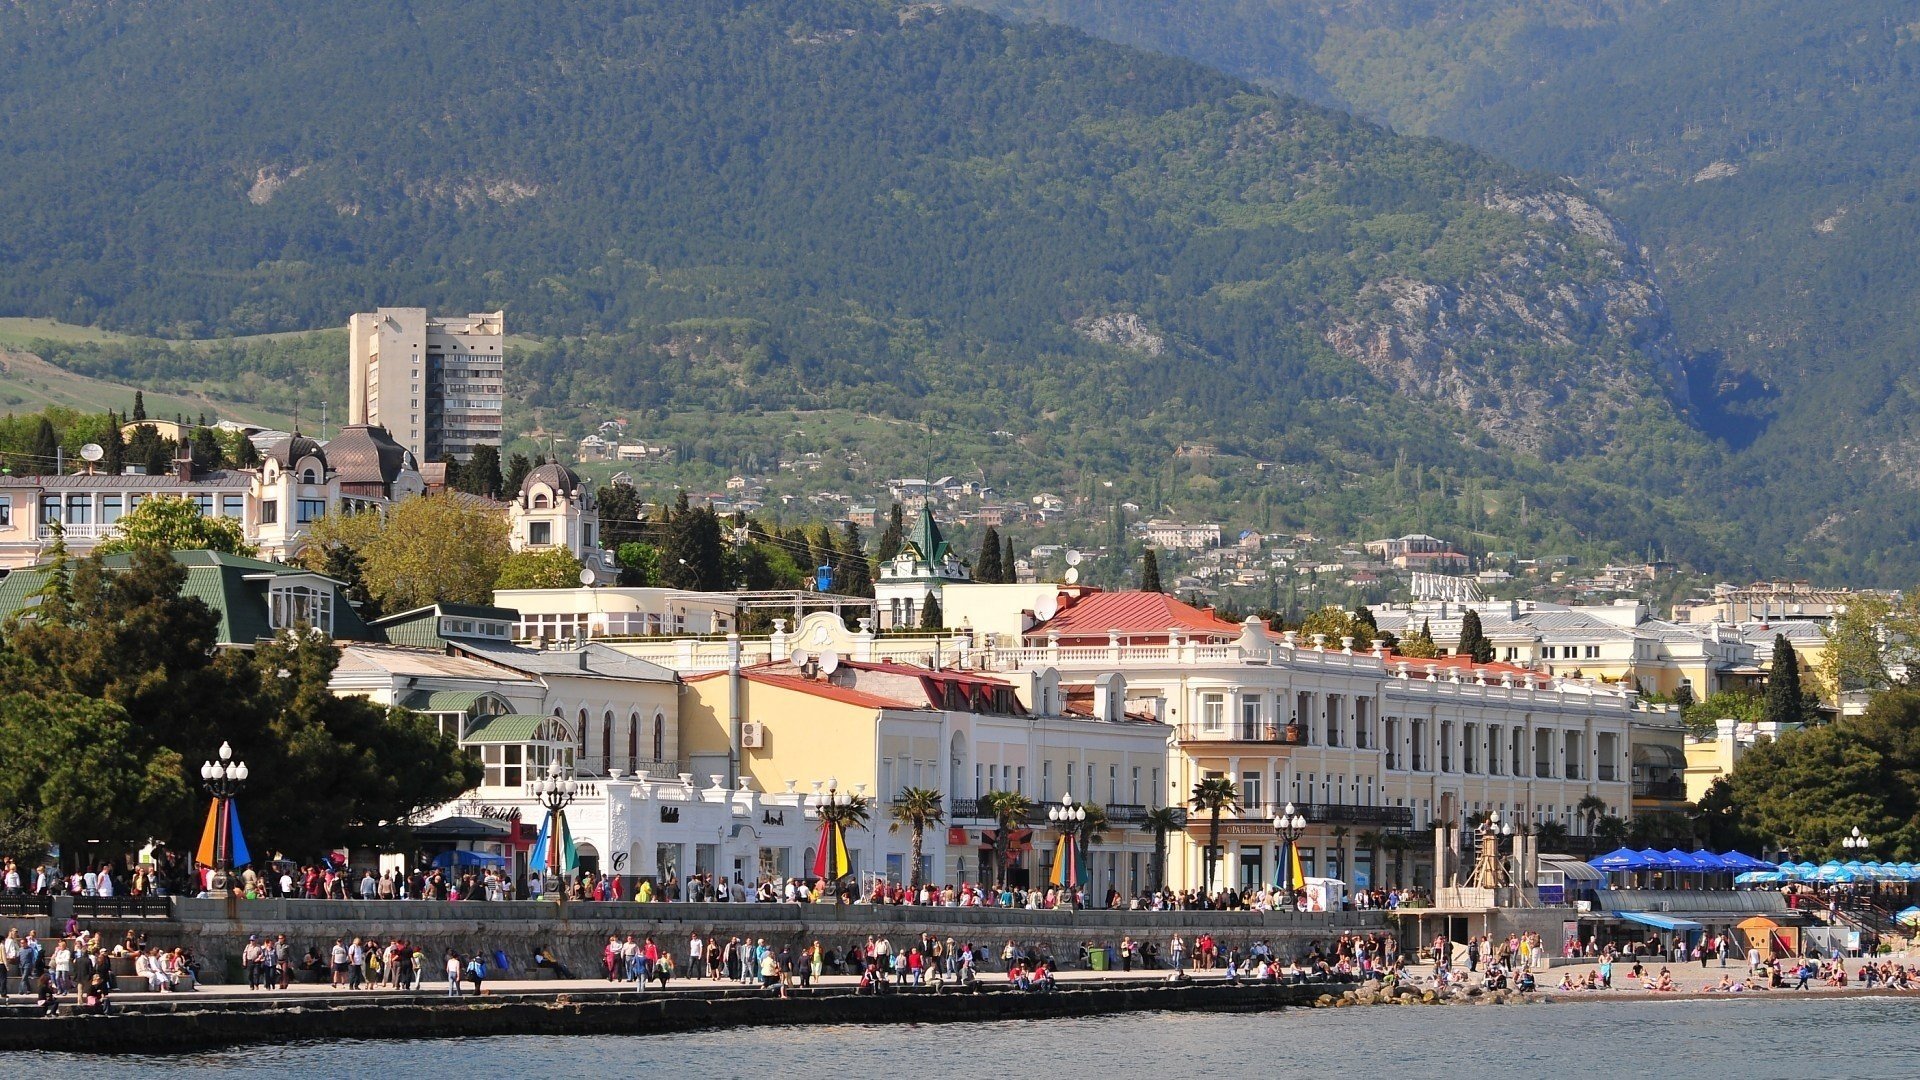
xmin=874 ymin=507 xmax=971 ymax=629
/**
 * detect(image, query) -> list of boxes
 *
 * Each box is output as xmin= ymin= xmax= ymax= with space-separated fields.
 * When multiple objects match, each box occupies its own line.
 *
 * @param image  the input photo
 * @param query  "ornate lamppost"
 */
xmin=810 ymin=777 xmax=861 ymax=895
xmin=1048 ymin=792 xmax=1087 ymax=906
xmin=529 ymin=763 xmax=578 ymax=898
xmin=199 ymin=742 xmax=248 ymax=883
xmin=1273 ymin=801 xmax=1307 ymax=908
xmin=1843 ymin=826 xmax=1872 ymax=857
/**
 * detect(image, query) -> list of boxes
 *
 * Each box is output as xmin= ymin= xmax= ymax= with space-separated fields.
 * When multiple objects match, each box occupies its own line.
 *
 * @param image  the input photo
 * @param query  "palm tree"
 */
xmin=1576 ymin=795 xmax=1608 ymax=838
xmin=980 ymin=789 xmax=1033 ymax=890
xmin=1536 ymin=820 xmax=1569 ymax=851
xmin=1141 ymin=806 xmax=1183 ymax=892
xmin=1189 ymin=776 xmax=1241 ymax=895
xmin=887 ymin=787 xmax=945 ymax=892
xmin=1596 ymin=815 xmax=1629 ymax=847
xmin=1330 ymin=825 xmax=1351 ymax=882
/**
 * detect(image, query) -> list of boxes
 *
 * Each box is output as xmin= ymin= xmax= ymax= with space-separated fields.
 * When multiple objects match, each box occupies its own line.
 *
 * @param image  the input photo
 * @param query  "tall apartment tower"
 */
xmin=346 ymin=307 xmax=505 ymax=463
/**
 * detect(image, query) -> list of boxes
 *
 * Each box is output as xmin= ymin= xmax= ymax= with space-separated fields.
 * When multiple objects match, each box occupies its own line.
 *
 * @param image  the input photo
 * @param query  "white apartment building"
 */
xmin=1140 ymin=520 xmax=1222 ymax=550
xmin=347 ymin=307 xmax=505 ymax=464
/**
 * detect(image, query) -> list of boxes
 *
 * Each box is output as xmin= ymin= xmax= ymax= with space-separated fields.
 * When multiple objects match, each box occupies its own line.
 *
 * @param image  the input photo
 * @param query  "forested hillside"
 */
xmin=966 ymin=0 xmax=1920 ymax=582
xmin=0 ymin=0 xmax=1739 ymax=571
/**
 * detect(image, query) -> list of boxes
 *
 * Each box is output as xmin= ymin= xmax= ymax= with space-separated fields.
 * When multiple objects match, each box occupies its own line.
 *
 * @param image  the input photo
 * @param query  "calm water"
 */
xmin=33 ymin=997 xmax=1920 ymax=1078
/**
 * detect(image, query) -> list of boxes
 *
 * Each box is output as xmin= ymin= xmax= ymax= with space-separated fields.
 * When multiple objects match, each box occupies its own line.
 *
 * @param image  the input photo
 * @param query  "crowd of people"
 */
xmin=0 ymin=926 xmax=203 ymax=1015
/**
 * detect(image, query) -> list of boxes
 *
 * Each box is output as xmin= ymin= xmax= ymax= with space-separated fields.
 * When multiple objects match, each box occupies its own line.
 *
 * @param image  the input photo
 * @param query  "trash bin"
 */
xmin=1089 ymin=946 xmax=1109 ymax=971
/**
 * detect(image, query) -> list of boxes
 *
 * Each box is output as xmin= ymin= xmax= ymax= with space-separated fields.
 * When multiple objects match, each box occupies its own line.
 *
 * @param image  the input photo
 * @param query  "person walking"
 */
xmin=1170 ymin=934 xmax=1187 ymax=974
xmin=445 ymin=952 xmax=463 ymax=997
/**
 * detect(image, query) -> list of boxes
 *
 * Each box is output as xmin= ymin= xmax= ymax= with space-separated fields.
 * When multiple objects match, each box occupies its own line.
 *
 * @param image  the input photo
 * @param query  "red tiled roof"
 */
xmin=685 ymin=668 xmax=914 ymax=710
xmin=1027 ymin=590 xmax=1243 ymax=643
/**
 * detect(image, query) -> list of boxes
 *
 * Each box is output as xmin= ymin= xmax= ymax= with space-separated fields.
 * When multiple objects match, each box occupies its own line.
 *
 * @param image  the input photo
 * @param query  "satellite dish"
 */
xmin=578 ymin=567 xmax=596 ymax=587
xmin=79 ymin=443 xmax=104 ymax=463
xmin=1063 ymin=567 xmax=1080 ymax=585
xmin=818 ymin=651 xmax=839 ymax=675
xmin=1034 ymin=596 xmax=1058 ymax=622
xmin=789 ymin=649 xmax=811 ymax=670
xmin=1065 ymin=549 xmax=1083 ymax=567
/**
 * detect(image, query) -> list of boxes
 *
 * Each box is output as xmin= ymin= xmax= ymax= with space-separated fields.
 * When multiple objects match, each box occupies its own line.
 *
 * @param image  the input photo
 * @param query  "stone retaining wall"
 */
xmin=96 ymin=899 xmax=1387 ymax=983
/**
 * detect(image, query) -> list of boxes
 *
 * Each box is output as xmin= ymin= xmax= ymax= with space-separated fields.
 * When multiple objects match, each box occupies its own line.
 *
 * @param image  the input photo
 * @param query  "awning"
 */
xmin=412 ymin=815 xmax=513 ymax=841
xmin=401 ymin=689 xmax=490 ymax=713
xmin=430 ymin=849 xmax=510 ymax=868
xmin=462 ymin=713 xmax=548 ymax=743
xmin=1613 ymin=911 xmax=1704 ymax=932
xmin=1541 ymin=854 xmax=1602 ymax=883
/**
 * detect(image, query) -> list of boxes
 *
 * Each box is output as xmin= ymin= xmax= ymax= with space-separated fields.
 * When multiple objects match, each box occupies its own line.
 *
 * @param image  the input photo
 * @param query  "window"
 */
xmin=1241 ymin=771 xmax=1262 ymax=814
xmin=221 ymin=494 xmax=244 ymax=520
xmin=268 ymin=582 xmax=333 ymax=633
xmin=1585 ymin=645 xmax=1600 ymax=659
xmin=0 ymin=497 xmax=9 ymax=527
xmin=65 ymin=495 xmax=92 ymax=526
xmin=1463 ymin=723 xmax=1478 ymax=774
xmin=578 ymin=709 xmax=589 ymax=756
xmin=627 ymin=712 xmax=640 ymax=772
xmin=296 ymin=499 xmax=327 ymax=523
xmin=1130 ymin=766 xmax=1140 ymax=804
xmin=528 ymin=521 xmax=553 ymax=546
xmin=1041 ymin=760 xmax=1052 ymax=801
xmin=1200 ymin=693 xmax=1225 ymax=733
xmin=1384 ymin=718 xmax=1400 ymax=770
xmin=302 ymin=468 xmax=317 ymax=484
xmin=101 ymin=495 xmax=121 ymax=525
xmin=602 ymin=710 xmax=614 ymax=767
xmin=1240 ymin=696 xmax=1263 ymax=740
xmin=653 ymin=714 xmax=665 ymax=763
xmin=1109 ymin=764 xmax=1118 ymax=804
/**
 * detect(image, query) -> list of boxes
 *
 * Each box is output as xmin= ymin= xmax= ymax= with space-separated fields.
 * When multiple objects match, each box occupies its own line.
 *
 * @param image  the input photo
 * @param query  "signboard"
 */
xmin=947 ymin=827 xmax=970 ymax=846
xmin=1538 ymin=884 xmax=1565 ymax=905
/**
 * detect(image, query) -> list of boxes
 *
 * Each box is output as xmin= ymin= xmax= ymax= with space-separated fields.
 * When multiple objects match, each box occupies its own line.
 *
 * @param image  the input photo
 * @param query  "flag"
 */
xmin=226 ymin=799 xmax=251 ymax=868
xmin=1049 ymin=833 xmax=1081 ymax=889
xmin=530 ymin=812 xmax=552 ymax=874
xmin=1277 ymin=842 xmax=1304 ymax=891
xmin=811 ymin=819 xmax=849 ymax=879
xmin=194 ymin=798 xmax=221 ymax=867
xmin=554 ymin=810 xmax=578 ymax=874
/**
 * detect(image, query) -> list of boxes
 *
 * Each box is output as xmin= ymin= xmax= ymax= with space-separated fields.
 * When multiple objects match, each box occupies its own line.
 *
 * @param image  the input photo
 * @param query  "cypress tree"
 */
xmin=1457 ymin=609 xmax=1495 ymax=663
xmin=189 ymin=427 xmax=222 ymax=470
xmin=1765 ymin=635 xmax=1807 ymax=727
xmin=876 ymin=503 xmax=905 ymax=562
xmin=101 ymin=412 xmax=125 ymax=475
xmin=976 ymin=526 xmax=1002 ymax=583
xmin=1001 ymin=534 xmax=1016 ymax=583
xmin=465 ymin=444 xmax=505 ymax=499
xmin=503 ymin=453 xmax=533 ymax=496
xmin=28 ymin=417 xmax=59 ymax=475
xmin=1140 ymin=549 xmax=1163 ymax=593
xmin=919 ymin=593 xmax=943 ymax=630
xmin=131 ymin=390 xmax=146 ymax=422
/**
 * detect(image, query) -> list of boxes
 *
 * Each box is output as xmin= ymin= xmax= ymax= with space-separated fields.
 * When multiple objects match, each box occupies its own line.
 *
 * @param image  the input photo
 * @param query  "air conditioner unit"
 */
xmin=739 ymin=722 xmax=765 ymax=749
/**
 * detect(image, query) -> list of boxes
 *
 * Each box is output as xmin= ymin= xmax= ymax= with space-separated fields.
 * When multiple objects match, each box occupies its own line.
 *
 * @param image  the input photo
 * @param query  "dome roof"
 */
xmin=265 ymin=434 xmax=326 ymax=470
xmin=521 ymin=462 xmax=583 ymax=498
xmin=324 ymin=424 xmax=415 ymax=487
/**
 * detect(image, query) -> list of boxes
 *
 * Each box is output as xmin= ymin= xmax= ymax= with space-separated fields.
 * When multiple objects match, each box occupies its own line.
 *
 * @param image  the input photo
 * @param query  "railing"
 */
xmin=1598 ymin=765 xmax=1619 ymax=782
xmin=1177 ymin=723 xmax=1306 ymax=744
xmin=74 ymin=895 xmax=172 ymax=919
xmin=1633 ymin=778 xmax=1687 ymax=800
xmin=950 ymin=798 xmax=981 ymax=819
xmin=0 ymin=894 xmax=51 ymax=917
xmin=1214 ymin=802 xmax=1413 ymax=829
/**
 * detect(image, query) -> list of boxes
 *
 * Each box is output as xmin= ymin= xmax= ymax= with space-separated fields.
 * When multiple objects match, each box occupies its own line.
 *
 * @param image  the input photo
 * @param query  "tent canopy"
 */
xmin=1615 ymin=911 xmax=1704 ymax=933
xmin=430 ymin=849 xmax=509 ymax=868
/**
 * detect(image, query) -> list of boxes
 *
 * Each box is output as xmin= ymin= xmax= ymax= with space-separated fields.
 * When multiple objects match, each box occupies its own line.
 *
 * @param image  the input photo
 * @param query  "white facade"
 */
xmin=348 ymin=307 xmax=505 ymax=463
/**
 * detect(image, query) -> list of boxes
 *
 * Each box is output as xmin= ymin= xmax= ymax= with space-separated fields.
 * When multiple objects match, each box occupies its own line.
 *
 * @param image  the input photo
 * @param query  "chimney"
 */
xmin=1093 ymin=671 xmax=1126 ymax=723
xmin=175 ymin=449 xmax=194 ymax=483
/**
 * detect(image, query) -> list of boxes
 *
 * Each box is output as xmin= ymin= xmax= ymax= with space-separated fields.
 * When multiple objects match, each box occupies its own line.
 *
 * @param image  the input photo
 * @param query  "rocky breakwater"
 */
xmin=0 ymin=980 xmax=1329 ymax=1054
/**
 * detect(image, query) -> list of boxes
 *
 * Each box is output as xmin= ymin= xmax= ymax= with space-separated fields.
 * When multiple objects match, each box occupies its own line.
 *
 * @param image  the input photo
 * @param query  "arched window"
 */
xmin=627 ymin=712 xmax=640 ymax=772
xmin=534 ymin=493 xmax=550 ymax=509
xmin=577 ymin=708 xmax=589 ymax=757
xmin=602 ymin=709 xmax=614 ymax=768
xmin=302 ymin=468 xmax=317 ymax=484
xmin=653 ymin=714 xmax=665 ymax=763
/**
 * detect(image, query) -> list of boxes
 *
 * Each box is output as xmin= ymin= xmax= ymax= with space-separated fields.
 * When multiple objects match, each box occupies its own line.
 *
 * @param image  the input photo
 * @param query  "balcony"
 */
xmin=1633 ymin=778 xmax=1687 ymax=801
xmin=1178 ymin=722 xmax=1308 ymax=746
xmin=1219 ymin=802 xmax=1414 ymax=830
xmin=1598 ymin=765 xmax=1619 ymax=782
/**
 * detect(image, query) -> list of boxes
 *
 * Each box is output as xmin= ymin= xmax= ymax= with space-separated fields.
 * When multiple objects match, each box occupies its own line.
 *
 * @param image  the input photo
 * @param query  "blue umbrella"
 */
xmin=1589 ymin=847 xmax=1648 ymax=872
xmin=1638 ymin=848 xmax=1676 ymax=870
xmin=1734 ymin=871 xmax=1782 ymax=885
xmin=1896 ymin=907 xmax=1920 ymax=927
xmin=1812 ymin=865 xmax=1858 ymax=883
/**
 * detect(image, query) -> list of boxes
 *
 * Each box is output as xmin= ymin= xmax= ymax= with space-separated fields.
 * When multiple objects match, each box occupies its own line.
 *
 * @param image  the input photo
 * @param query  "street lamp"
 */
xmin=1049 ymin=792 xmax=1088 ymax=906
xmin=1843 ymin=826 xmax=1872 ymax=856
xmin=199 ymin=742 xmax=248 ymax=888
xmin=1273 ymin=801 xmax=1307 ymax=907
xmin=529 ymin=762 xmax=578 ymax=895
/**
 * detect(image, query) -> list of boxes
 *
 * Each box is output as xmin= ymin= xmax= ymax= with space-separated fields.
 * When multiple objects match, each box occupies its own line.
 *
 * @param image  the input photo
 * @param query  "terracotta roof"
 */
xmin=1027 ymin=590 xmax=1242 ymax=642
xmin=685 ymin=668 xmax=913 ymax=710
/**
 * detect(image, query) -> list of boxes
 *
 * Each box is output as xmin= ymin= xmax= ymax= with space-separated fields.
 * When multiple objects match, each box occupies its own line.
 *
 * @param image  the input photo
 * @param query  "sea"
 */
xmin=33 ymin=996 xmax=1920 ymax=1079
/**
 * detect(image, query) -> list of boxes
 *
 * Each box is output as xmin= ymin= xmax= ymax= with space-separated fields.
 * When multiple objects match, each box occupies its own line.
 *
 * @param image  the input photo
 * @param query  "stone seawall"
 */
xmin=0 ymin=982 xmax=1323 ymax=1054
xmin=97 ymin=900 xmax=1388 ymax=984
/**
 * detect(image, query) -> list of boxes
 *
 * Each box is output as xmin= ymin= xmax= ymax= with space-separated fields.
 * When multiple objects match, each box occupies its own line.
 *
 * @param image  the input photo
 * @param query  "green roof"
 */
xmin=904 ymin=506 xmax=951 ymax=565
xmin=0 ymin=549 xmax=377 ymax=646
xmin=372 ymin=603 xmax=519 ymax=650
xmin=462 ymin=713 xmax=549 ymax=743
xmin=400 ymin=689 xmax=490 ymax=713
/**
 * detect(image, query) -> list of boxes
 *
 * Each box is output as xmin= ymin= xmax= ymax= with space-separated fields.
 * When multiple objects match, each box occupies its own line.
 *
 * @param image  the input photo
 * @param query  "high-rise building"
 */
xmin=347 ymin=307 xmax=505 ymax=463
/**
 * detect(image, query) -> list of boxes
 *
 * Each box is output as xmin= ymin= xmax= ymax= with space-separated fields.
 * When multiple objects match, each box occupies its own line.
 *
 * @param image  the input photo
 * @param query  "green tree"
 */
xmin=1457 ymin=609 xmax=1495 ymax=663
xmin=919 ymin=593 xmax=943 ymax=630
xmin=1140 ymin=549 xmax=1163 ymax=593
xmin=834 ymin=523 xmax=873 ymax=597
xmin=1300 ymin=605 xmax=1359 ymax=643
xmin=94 ymin=494 xmax=256 ymax=557
xmin=1398 ymin=618 xmax=1439 ymax=659
xmin=101 ymin=413 xmax=125 ymax=475
xmin=300 ymin=493 xmax=510 ymax=612
xmin=615 ymin=542 xmax=661 ymax=588
xmin=188 ymin=427 xmax=223 ymax=471
xmin=1684 ymin=688 xmax=1765 ymax=737
xmin=886 ymin=787 xmax=945 ymax=893
xmin=1821 ymin=595 xmax=1900 ymax=700
xmin=596 ymin=479 xmax=641 ymax=546
xmin=0 ymin=683 xmax=189 ymax=857
xmin=1001 ymin=534 xmax=1016 ymax=584
xmin=1765 ymin=635 xmax=1809 ymax=728
xmin=28 ymin=417 xmax=58 ymax=475
xmin=504 ymin=453 xmax=534 ymax=498
xmin=496 ymin=547 xmax=585 ymax=590
xmin=1189 ymin=775 xmax=1240 ymax=895
xmin=1141 ymin=805 xmax=1183 ymax=892
xmin=976 ymin=526 xmax=1003 ymax=584
xmin=980 ymin=789 xmax=1033 ymax=890
xmin=662 ymin=494 xmax=727 ymax=590
xmin=462 ymin=445 xmax=505 ymax=499
xmin=876 ymin=504 xmax=905 ymax=563
xmin=131 ymin=390 xmax=146 ymax=422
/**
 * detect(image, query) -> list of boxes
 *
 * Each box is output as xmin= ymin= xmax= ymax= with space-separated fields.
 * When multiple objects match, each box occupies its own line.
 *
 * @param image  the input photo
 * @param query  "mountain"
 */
xmin=0 ymin=0 xmax=1733 ymax=569
xmin=963 ymin=1 xmax=1920 ymax=582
